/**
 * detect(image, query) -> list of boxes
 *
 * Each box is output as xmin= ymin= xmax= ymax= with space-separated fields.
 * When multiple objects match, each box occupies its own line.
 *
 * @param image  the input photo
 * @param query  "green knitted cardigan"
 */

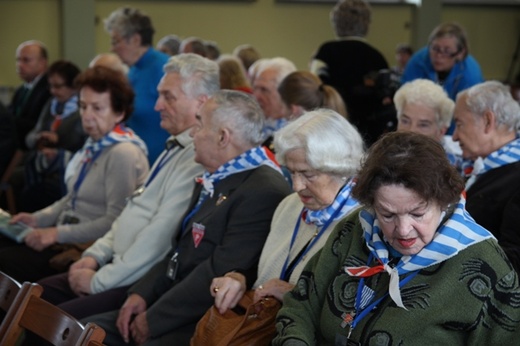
xmin=273 ymin=210 xmax=520 ymax=346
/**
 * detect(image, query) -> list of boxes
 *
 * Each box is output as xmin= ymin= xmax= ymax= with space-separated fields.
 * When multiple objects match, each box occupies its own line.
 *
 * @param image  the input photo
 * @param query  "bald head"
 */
xmin=16 ymin=40 xmax=48 ymax=83
xmin=89 ymin=53 xmax=129 ymax=75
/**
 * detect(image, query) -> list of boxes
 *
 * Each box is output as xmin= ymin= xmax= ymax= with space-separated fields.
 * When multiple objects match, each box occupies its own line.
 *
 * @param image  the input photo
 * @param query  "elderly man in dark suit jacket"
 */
xmin=85 ymin=90 xmax=291 ymax=345
xmin=9 ymin=40 xmax=51 ymax=150
xmin=453 ymin=80 xmax=520 ymax=273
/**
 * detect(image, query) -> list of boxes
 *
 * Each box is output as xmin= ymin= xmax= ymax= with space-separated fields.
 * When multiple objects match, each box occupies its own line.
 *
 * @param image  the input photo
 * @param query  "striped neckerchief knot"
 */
xmin=65 ymin=123 xmax=148 ymax=182
xmin=197 ymin=146 xmax=282 ymax=198
xmin=304 ymin=178 xmax=359 ymax=227
xmin=466 ymin=137 xmax=520 ymax=190
xmin=345 ymin=195 xmax=494 ymax=310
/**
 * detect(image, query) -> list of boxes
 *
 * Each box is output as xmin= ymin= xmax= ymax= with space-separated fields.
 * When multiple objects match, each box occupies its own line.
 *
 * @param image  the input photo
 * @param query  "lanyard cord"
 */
xmin=71 ymin=150 xmax=102 ymax=210
xmin=144 ymin=145 xmax=180 ymax=187
xmin=279 ymin=198 xmax=347 ymax=281
xmin=180 ymin=189 xmax=208 ymax=236
xmin=350 ymin=253 xmax=419 ymax=330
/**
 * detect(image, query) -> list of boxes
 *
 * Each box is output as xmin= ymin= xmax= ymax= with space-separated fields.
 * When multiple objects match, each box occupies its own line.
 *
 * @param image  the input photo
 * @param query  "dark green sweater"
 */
xmin=274 ymin=211 xmax=520 ymax=346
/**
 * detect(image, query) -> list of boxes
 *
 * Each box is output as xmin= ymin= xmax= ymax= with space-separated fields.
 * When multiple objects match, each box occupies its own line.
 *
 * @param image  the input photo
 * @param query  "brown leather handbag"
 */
xmin=191 ymin=290 xmax=281 ymax=346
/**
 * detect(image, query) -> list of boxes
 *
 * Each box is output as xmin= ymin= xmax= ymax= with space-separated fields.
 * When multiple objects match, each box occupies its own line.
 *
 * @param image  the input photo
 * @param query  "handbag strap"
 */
xmin=217 ymin=291 xmax=256 ymax=346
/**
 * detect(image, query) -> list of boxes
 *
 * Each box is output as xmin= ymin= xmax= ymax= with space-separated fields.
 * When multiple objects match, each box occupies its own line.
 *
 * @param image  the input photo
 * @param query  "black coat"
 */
xmin=466 ymin=161 xmax=520 ymax=273
xmin=130 ymin=165 xmax=291 ymax=344
xmin=9 ymin=75 xmax=51 ymax=150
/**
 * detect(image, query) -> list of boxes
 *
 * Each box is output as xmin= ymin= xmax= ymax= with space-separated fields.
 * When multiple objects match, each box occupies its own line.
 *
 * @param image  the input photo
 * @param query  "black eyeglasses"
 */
xmin=429 ymin=45 xmax=461 ymax=58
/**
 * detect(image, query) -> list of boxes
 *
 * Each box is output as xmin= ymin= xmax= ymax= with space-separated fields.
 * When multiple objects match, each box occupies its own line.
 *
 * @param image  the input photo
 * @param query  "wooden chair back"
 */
xmin=0 ymin=285 xmax=105 ymax=346
xmin=0 ymin=272 xmax=43 ymax=343
xmin=0 ymin=271 xmax=23 ymax=314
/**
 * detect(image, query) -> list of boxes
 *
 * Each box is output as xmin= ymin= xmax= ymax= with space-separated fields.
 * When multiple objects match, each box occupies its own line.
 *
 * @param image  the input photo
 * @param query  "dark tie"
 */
xmin=165 ymin=138 xmax=183 ymax=150
xmin=15 ymin=86 xmax=30 ymax=116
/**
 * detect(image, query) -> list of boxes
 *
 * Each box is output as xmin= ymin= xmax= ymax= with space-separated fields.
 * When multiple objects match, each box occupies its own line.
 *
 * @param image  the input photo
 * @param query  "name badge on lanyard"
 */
xmin=192 ymin=222 xmax=205 ymax=248
xmin=166 ymin=252 xmax=179 ymax=280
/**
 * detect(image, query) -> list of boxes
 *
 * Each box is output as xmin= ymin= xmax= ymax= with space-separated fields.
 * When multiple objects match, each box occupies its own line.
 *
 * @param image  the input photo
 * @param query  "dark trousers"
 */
xmin=39 ymin=272 xmax=131 ymax=319
xmin=85 ymin=310 xmax=196 ymax=346
xmin=0 ymin=236 xmax=62 ymax=282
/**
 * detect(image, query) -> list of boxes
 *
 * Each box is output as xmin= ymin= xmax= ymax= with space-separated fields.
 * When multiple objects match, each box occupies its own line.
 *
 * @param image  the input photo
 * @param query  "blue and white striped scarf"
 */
xmin=50 ymin=95 xmax=78 ymax=119
xmin=64 ymin=124 xmax=148 ymax=183
xmin=304 ymin=178 xmax=359 ymax=226
xmin=466 ymin=137 xmax=520 ymax=189
xmin=262 ymin=118 xmax=288 ymax=140
xmin=347 ymin=195 xmax=494 ymax=309
xmin=198 ymin=146 xmax=282 ymax=198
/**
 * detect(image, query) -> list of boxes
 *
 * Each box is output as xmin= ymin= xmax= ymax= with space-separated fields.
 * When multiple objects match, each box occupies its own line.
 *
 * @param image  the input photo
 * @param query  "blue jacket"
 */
xmin=127 ymin=48 xmax=170 ymax=163
xmin=401 ymin=47 xmax=484 ymax=134
xmin=401 ymin=47 xmax=484 ymax=100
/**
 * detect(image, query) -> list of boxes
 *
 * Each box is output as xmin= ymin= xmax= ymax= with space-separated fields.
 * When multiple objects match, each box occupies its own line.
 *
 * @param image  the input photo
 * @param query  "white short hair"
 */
xmin=394 ymin=79 xmax=454 ymax=129
xmin=256 ymin=57 xmax=297 ymax=86
xmin=274 ymin=109 xmax=365 ymax=177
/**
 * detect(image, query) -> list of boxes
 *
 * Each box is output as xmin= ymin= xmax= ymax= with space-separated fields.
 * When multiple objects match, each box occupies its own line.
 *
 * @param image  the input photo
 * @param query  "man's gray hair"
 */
xmin=210 ymin=90 xmax=265 ymax=147
xmin=157 ymin=35 xmax=181 ymax=55
xmin=274 ymin=109 xmax=365 ymax=177
xmin=164 ymin=53 xmax=220 ymax=99
xmin=458 ymin=81 xmax=520 ymax=131
xmin=394 ymin=79 xmax=454 ymax=129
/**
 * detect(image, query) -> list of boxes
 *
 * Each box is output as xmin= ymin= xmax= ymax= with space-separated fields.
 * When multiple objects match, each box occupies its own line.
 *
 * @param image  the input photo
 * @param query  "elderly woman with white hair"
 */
xmin=209 ymin=109 xmax=365 ymax=313
xmin=394 ymin=78 xmax=469 ymax=174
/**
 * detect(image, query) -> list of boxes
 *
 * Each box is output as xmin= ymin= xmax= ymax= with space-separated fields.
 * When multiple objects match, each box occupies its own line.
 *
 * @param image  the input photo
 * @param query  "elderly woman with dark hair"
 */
xmin=274 ymin=131 xmax=520 ymax=345
xmin=0 ymin=66 xmax=149 ymax=282
xmin=210 ymin=109 xmax=364 ymax=314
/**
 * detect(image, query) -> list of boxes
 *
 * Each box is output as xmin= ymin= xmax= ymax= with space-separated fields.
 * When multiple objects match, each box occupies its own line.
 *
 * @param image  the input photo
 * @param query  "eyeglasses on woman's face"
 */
xmin=429 ymin=45 xmax=460 ymax=58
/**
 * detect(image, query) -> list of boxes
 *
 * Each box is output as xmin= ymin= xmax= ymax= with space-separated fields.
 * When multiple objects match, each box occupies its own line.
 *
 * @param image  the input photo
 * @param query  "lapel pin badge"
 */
xmin=216 ymin=194 xmax=227 ymax=206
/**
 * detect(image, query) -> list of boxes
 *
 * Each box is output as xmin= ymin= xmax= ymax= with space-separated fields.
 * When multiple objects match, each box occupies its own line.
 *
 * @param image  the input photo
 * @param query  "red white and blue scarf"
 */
xmin=345 ymin=195 xmax=494 ymax=309
xmin=197 ymin=146 xmax=282 ymax=198
xmin=50 ymin=95 xmax=78 ymax=118
xmin=304 ymin=178 xmax=359 ymax=227
xmin=65 ymin=124 xmax=147 ymax=183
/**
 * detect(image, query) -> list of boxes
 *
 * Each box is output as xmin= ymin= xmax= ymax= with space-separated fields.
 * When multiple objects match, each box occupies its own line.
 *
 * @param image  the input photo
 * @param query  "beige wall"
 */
xmin=1 ymin=0 xmax=519 ymax=89
xmin=0 ymin=0 xmax=61 ymax=87
xmin=96 ymin=2 xmax=412 ymax=72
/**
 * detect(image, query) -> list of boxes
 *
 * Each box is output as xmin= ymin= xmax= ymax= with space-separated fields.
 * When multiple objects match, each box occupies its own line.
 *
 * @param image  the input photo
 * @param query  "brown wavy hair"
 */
xmin=75 ymin=66 xmax=134 ymax=122
xmin=352 ymin=131 xmax=464 ymax=209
